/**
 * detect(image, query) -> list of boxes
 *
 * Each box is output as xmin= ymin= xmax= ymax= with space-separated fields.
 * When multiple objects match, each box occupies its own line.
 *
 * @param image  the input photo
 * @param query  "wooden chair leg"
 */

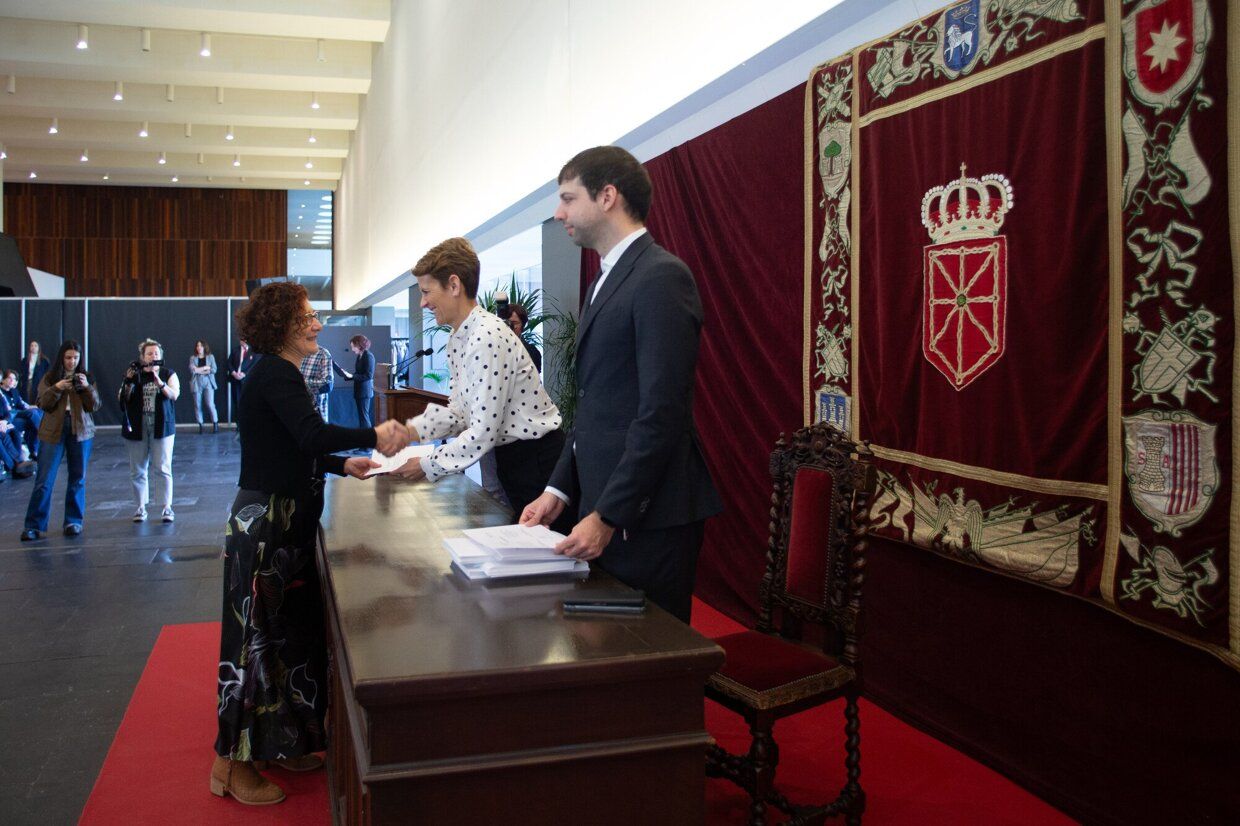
xmin=842 ymin=694 xmax=864 ymax=824
xmin=747 ymin=713 xmax=779 ymax=826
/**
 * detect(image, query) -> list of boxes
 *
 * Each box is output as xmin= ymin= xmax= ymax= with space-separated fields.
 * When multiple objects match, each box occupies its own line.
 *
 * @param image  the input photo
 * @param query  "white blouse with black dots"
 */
xmin=407 ymin=306 xmax=561 ymax=482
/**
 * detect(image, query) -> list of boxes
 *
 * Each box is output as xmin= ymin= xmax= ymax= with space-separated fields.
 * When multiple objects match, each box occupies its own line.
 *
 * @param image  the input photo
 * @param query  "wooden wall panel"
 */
xmin=1 ymin=183 xmax=286 ymax=296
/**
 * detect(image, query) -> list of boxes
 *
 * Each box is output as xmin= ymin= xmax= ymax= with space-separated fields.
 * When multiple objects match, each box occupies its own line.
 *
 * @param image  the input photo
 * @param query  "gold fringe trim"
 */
xmin=870 ymin=444 xmax=1109 ymax=500
xmin=857 ymin=24 xmax=1107 ymax=129
xmin=1100 ymin=0 xmax=1124 ymax=605
xmin=850 ymin=51 xmax=863 ymax=440
xmin=803 ymin=66 xmax=816 ymax=427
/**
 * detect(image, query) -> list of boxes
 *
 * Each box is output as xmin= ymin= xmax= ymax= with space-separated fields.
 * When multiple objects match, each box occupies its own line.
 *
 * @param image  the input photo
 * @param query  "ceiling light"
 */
xmin=200 ymin=32 xmax=212 ymax=57
xmin=114 ymin=81 xmax=124 ymax=101
xmin=316 ymin=39 xmax=326 ymax=63
xmin=171 ymin=175 xmax=178 ymax=182
xmin=298 ymin=215 xmax=304 ymax=219
xmin=310 ymin=92 xmax=320 ymax=110
xmin=321 ymin=195 xmax=331 ymax=201
xmin=49 ymin=118 xmax=59 ymax=135
xmin=184 ymin=123 xmax=191 ymax=138
xmin=6 ymin=75 xmax=16 ymax=94
xmin=139 ymin=121 xmax=149 ymax=137
xmin=141 ymin=28 xmax=151 ymax=51
xmin=225 ymin=125 xmax=234 ymax=141
xmin=216 ymin=86 xmax=224 ymax=104
xmin=158 ymin=151 xmax=166 ymax=164
xmin=29 ymin=171 xmax=37 ymax=179
xmin=308 ymin=130 xmax=316 ymax=144
xmin=77 ymin=24 xmax=88 ymax=50
xmin=167 ymin=84 xmax=175 ymax=102
xmin=299 ymin=203 xmax=306 ymax=208
xmin=80 ymin=149 xmax=89 ymax=162
xmin=197 ymin=153 xmax=204 ymax=164
xmin=304 ymin=180 xmax=311 ymax=185
xmin=304 ymin=159 xmax=314 ymax=169
xmin=232 ymin=154 xmax=240 ymax=167
xmin=296 ymin=225 xmax=302 ymax=230
xmin=0 ymin=145 xmax=6 ymax=160
xmin=103 ymin=174 xmax=109 ymax=180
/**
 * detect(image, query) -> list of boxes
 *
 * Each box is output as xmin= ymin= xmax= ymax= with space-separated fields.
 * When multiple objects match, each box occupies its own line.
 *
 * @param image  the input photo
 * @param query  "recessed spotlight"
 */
xmin=29 ymin=171 xmax=37 ymax=179
xmin=158 ymin=151 xmax=166 ymax=164
xmin=304 ymin=159 xmax=313 ymax=169
xmin=5 ymin=75 xmax=14 ymax=95
xmin=308 ymin=130 xmax=316 ymax=144
xmin=225 ymin=125 xmax=234 ymax=141
xmin=141 ymin=28 xmax=151 ymax=52
xmin=114 ymin=81 xmax=124 ymax=101
xmin=139 ymin=121 xmax=149 ymax=138
xmin=167 ymin=84 xmax=176 ymax=102
xmin=171 ymin=175 xmax=179 ymax=182
xmin=77 ymin=24 xmax=88 ymax=50
xmin=310 ymin=92 xmax=320 ymax=110
xmin=184 ymin=123 xmax=192 ymax=138
xmin=49 ymin=117 xmax=59 ymax=134
xmin=200 ymin=32 xmax=212 ymax=57
xmin=0 ymin=145 xmax=7 ymax=160
xmin=316 ymin=39 xmax=326 ymax=63
xmin=232 ymin=154 xmax=240 ymax=167
xmin=216 ymin=86 xmax=224 ymax=104
xmin=197 ymin=153 xmax=204 ymax=164
xmin=304 ymin=180 xmax=311 ymax=186
xmin=80 ymin=149 xmax=89 ymax=162
xmin=103 ymin=174 xmax=109 ymax=180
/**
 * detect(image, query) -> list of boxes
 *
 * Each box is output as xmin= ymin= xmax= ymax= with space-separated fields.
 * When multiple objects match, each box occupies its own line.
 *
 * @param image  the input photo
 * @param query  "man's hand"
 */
xmin=342 ymin=457 xmax=382 ymax=479
xmin=393 ymin=458 xmax=426 ymax=481
xmin=374 ymin=419 xmax=410 ymax=456
xmin=520 ymin=492 xmax=566 ymax=527
xmin=554 ymin=512 xmax=614 ymax=561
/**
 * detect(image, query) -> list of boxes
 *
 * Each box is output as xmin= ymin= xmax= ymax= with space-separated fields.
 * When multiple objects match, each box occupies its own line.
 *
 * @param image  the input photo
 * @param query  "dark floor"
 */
xmin=0 ymin=429 xmax=237 ymax=825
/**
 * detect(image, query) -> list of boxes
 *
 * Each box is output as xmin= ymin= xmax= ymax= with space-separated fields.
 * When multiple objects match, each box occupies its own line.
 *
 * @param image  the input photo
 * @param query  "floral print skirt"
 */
xmin=215 ymin=489 xmax=328 ymax=761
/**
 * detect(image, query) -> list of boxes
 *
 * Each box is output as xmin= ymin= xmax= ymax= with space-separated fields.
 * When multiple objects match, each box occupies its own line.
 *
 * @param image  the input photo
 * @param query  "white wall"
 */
xmin=336 ymin=0 xmax=932 ymax=309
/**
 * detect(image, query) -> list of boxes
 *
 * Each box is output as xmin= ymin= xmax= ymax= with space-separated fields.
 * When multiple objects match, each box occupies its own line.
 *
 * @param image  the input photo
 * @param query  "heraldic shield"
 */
xmin=1123 ymin=409 xmax=1218 ymax=537
xmin=920 ymin=165 xmax=1014 ymax=390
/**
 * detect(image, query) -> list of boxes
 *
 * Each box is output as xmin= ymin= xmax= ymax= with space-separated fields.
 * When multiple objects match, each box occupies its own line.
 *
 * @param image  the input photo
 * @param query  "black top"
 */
xmin=238 ymin=355 xmax=376 ymax=497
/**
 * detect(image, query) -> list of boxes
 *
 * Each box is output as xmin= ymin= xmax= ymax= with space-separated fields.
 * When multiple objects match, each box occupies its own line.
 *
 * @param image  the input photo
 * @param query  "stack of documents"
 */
xmin=444 ymin=525 xmax=588 ymax=580
xmin=366 ymin=444 xmax=434 ymax=476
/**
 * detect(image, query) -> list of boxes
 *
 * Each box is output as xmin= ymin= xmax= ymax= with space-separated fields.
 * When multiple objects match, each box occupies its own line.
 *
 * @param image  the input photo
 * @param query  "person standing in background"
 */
xmin=188 ymin=340 xmax=219 ymax=434
xmin=300 ymin=345 xmax=334 ymax=422
xmin=521 ymin=145 xmax=723 ymax=623
xmin=333 ymin=335 xmax=375 ymax=428
xmin=498 ymin=304 xmax=543 ymax=373
xmin=19 ymin=340 xmax=50 ymax=405
xmin=21 ymin=340 xmax=100 ymax=541
xmin=226 ymin=339 xmax=258 ymax=425
xmin=120 ymin=339 xmax=181 ymax=523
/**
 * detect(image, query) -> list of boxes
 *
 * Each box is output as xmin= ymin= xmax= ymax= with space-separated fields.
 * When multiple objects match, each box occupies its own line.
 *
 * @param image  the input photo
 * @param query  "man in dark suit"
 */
xmin=225 ymin=339 xmax=259 ymax=424
xmin=521 ymin=145 xmax=722 ymax=622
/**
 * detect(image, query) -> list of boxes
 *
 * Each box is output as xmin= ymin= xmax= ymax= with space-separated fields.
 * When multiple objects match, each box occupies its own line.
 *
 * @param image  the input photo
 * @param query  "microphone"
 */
xmin=390 ymin=348 xmax=434 ymax=388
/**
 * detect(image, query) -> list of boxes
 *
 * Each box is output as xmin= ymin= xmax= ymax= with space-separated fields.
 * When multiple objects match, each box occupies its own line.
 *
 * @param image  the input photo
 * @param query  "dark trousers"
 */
xmin=594 ymin=520 xmax=705 ymax=624
xmin=229 ymin=383 xmax=242 ymax=423
xmin=355 ymin=396 xmax=373 ymax=429
xmin=494 ymin=429 xmax=574 ymax=534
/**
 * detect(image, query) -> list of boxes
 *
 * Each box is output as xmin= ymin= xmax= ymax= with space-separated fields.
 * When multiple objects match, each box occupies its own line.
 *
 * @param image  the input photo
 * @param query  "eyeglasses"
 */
xmin=302 ymin=311 xmax=321 ymax=322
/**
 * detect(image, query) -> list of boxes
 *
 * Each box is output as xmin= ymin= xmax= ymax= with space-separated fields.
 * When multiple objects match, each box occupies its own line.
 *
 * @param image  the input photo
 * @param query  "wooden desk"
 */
xmin=373 ymin=387 xmax=448 ymax=423
xmin=318 ymin=474 xmax=724 ymax=825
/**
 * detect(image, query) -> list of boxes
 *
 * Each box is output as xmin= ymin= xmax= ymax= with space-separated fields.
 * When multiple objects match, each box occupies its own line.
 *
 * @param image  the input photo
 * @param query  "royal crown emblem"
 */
xmin=921 ymin=164 xmax=1014 ymax=390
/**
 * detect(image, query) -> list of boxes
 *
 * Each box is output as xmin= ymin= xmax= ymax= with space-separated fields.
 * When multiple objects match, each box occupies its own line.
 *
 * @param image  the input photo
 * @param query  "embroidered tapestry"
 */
xmin=804 ymin=0 xmax=1237 ymax=668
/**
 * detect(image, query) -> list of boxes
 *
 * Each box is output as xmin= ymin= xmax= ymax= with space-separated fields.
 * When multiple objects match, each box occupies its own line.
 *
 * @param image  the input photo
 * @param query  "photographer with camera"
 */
xmin=120 ymin=339 xmax=181 ymax=523
xmin=20 ymin=340 xmax=100 ymax=541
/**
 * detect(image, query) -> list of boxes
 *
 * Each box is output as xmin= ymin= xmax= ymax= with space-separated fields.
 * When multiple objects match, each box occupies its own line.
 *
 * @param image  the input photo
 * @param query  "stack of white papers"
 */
xmin=444 ymin=526 xmax=587 ymax=580
xmin=366 ymin=443 xmax=435 ymax=476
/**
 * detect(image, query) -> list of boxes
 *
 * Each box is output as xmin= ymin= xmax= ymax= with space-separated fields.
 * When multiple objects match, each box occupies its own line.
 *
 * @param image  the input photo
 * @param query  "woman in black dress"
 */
xmin=211 ymin=283 xmax=408 ymax=806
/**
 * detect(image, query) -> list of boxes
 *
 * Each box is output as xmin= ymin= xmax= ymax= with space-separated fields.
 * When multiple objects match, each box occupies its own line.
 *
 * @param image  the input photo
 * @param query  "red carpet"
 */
xmin=81 ymin=606 xmax=1073 ymax=824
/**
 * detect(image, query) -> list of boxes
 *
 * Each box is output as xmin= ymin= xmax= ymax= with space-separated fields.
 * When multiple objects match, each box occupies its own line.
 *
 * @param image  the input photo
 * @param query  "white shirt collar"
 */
xmin=600 ymin=227 xmax=647 ymax=275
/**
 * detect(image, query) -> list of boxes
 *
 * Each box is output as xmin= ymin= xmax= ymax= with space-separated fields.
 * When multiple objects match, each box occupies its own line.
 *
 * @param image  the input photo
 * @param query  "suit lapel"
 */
xmin=576 ymin=233 xmax=654 ymax=351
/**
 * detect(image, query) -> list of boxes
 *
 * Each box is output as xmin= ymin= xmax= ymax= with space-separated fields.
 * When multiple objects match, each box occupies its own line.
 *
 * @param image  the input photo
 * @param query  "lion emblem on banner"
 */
xmin=920 ymin=164 xmax=1015 ymax=390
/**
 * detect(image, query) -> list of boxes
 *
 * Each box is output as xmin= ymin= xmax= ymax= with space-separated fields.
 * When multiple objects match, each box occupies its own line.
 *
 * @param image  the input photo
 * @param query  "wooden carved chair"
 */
xmin=705 ymin=422 xmax=874 ymax=826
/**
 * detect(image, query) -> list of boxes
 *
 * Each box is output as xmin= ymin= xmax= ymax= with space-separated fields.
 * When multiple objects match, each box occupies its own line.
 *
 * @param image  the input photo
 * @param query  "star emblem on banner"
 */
xmin=1144 ymin=19 xmax=1186 ymax=73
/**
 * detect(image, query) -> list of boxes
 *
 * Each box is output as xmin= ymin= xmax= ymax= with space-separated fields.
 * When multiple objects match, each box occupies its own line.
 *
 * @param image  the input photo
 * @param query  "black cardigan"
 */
xmin=237 ymin=355 xmax=376 ymax=497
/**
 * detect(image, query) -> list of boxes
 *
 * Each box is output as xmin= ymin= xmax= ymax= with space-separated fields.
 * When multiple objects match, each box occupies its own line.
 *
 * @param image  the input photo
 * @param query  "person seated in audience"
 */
xmin=498 ymin=303 xmax=542 ymax=373
xmin=21 ymin=340 xmax=100 ymax=541
xmin=1 ymin=369 xmax=44 ymax=460
xmin=0 ymin=416 xmax=34 ymax=481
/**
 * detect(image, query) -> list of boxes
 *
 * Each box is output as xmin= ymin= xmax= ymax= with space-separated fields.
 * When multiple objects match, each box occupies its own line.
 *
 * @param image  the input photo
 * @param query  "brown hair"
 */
xmin=497 ymin=303 xmax=528 ymax=325
xmin=558 ymin=146 xmax=652 ymax=222
xmin=235 ymin=282 xmax=310 ymax=354
xmin=193 ymin=339 xmax=211 ymax=355
xmin=413 ymin=237 xmax=480 ymax=299
xmin=2 ymin=369 xmax=17 ymax=381
xmin=349 ymin=334 xmax=371 ymax=351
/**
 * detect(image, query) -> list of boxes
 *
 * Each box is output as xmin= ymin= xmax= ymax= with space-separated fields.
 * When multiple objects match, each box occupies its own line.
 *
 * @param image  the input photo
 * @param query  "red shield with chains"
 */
xmin=922 ymin=236 xmax=1007 ymax=390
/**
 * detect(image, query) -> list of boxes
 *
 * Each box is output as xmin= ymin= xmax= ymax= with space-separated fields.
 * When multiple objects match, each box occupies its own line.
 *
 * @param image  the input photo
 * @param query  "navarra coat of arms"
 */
xmin=1122 ymin=408 xmax=1218 ymax=536
xmin=920 ymin=164 xmax=1015 ymax=390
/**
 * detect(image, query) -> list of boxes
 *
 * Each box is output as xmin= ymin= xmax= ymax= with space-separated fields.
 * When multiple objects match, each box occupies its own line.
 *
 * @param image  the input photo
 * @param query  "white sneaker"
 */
xmin=161 ymin=507 xmax=175 ymax=523
xmin=132 ymin=507 xmax=147 ymax=523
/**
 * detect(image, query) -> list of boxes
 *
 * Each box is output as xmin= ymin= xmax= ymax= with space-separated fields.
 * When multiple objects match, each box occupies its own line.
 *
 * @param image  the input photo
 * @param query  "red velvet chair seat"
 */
xmin=708 ymin=630 xmax=855 ymax=711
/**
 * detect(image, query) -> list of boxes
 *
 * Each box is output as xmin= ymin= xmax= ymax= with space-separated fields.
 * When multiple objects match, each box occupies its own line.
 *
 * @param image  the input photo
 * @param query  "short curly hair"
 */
xmin=235 ymin=282 xmax=309 ymax=355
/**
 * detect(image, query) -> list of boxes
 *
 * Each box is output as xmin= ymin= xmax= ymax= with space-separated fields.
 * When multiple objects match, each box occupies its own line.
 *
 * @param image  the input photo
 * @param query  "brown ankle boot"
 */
xmin=253 ymin=753 xmax=324 ymax=772
xmin=209 ymin=755 xmax=285 ymax=805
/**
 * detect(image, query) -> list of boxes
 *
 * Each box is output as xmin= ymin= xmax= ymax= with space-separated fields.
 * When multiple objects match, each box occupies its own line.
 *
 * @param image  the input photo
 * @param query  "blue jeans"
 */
xmin=24 ymin=427 xmax=93 ymax=532
xmin=10 ymin=408 xmax=42 ymax=455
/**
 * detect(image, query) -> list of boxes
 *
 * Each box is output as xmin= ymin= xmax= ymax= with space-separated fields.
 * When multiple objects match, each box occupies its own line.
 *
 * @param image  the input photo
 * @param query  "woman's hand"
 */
xmin=342 ymin=457 xmax=382 ymax=479
xmin=55 ymin=377 xmax=74 ymax=391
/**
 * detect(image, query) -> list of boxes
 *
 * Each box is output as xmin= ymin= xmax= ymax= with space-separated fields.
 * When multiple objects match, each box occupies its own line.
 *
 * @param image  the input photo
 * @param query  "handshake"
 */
xmin=374 ymin=419 xmax=412 ymax=457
